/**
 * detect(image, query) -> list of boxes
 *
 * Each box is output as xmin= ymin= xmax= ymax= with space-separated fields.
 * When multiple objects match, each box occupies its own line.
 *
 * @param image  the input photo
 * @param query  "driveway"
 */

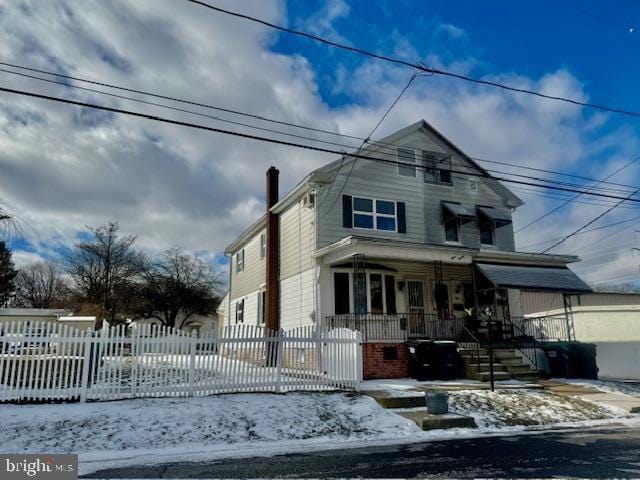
xmin=84 ymin=425 xmax=640 ymax=478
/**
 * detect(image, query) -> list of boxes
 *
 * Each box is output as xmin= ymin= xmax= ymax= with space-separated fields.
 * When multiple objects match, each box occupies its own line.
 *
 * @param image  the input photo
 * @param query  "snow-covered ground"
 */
xmin=1 ymin=389 xmax=638 ymax=475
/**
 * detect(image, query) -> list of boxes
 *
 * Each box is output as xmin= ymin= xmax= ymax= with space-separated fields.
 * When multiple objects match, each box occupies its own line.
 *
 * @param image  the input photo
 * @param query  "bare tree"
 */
xmin=66 ymin=222 xmax=143 ymax=323
xmin=136 ymin=248 xmax=223 ymax=328
xmin=14 ymin=261 xmax=69 ymax=308
xmin=0 ymin=241 xmax=17 ymax=306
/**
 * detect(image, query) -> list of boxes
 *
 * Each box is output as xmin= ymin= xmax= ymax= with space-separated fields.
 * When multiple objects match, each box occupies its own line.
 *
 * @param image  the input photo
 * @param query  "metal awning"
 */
xmin=477 ymin=206 xmax=512 ymax=227
xmin=475 ymin=263 xmax=592 ymax=294
xmin=442 ymin=202 xmax=476 ymax=224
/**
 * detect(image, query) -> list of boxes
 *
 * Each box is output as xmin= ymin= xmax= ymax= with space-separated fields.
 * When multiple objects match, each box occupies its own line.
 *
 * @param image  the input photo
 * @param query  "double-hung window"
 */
xmin=443 ymin=209 xmax=459 ymax=243
xmin=235 ymin=299 xmax=245 ymax=323
xmin=353 ymin=197 xmax=397 ymax=232
xmin=259 ymin=233 xmax=266 ymax=259
xmin=397 ymin=148 xmax=417 ymax=177
xmin=236 ymin=249 xmax=245 ymax=273
xmin=424 ymin=151 xmax=452 ymax=185
xmin=257 ymin=291 xmax=265 ymax=325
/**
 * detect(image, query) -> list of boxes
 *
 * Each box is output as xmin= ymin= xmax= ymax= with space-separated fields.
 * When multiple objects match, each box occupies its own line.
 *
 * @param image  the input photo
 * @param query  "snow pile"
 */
xmin=0 ymin=393 xmax=421 ymax=473
xmin=448 ymin=390 xmax=627 ymax=428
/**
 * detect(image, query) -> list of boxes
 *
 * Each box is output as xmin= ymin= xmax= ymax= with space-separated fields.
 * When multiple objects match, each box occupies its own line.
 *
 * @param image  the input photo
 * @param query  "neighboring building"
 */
xmin=0 ymin=309 xmax=96 ymax=331
xmin=521 ymin=291 xmax=640 ymax=380
xmin=216 ymin=292 xmax=229 ymax=332
xmin=225 ymin=120 xmax=592 ymax=380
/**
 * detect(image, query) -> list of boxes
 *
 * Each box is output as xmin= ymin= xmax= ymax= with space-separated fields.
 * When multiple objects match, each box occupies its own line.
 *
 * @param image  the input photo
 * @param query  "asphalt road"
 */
xmin=84 ymin=426 xmax=640 ymax=478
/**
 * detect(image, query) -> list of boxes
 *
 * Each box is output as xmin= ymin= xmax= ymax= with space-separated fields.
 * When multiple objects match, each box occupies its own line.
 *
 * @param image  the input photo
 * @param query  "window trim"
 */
xmin=235 ymin=298 xmax=245 ymax=324
xmin=332 ymin=269 xmax=397 ymax=315
xmin=352 ymin=196 xmax=398 ymax=233
xmin=423 ymin=151 xmax=453 ymax=186
xmin=236 ymin=249 xmax=245 ymax=273
xmin=477 ymin=208 xmax=495 ymax=246
xmin=259 ymin=233 xmax=266 ymax=259
xmin=397 ymin=147 xmax=417 ymax=177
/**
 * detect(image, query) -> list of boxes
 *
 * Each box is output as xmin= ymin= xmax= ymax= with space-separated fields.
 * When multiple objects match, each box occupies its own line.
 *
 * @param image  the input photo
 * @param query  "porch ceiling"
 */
xmin=316 ymin=236 xmax=474 ymax=266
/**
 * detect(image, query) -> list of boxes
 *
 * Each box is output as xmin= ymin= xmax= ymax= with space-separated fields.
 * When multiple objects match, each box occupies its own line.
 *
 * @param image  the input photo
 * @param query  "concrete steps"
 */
xmin=459 ymin=346 xmax=539 ymax=382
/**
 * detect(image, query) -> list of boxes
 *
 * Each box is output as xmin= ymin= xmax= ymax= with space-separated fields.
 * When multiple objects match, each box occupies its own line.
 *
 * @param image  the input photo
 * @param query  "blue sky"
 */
xmin=278 ymin=0 xmax=640 ymax=139
xmin=1 ymin=0 xmax=640 ymax=286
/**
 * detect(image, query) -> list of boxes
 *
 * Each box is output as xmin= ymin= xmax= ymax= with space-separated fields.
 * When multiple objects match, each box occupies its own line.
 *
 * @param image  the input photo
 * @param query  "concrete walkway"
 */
xmin=538 ymin=380 xmax=640 ymax=414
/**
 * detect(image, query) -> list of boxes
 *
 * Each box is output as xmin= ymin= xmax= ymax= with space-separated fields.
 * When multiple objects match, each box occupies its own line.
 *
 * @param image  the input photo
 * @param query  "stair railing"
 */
xmin=504 ymin=317 xmax=538 ymax=371
xmin=460 ymin=324 xmax=482 ymax=374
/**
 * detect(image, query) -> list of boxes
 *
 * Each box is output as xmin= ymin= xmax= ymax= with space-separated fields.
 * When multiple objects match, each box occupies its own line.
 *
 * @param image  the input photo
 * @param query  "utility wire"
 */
xmin=319 ymin=72 xmax=420 ymax=219
xmin=3 ymin=61 xmax=640 ymax=193
xmin=541 ymin=187 xmax=640 ymax=253
xmin=185 ymin=0 xmax=640 ymax=119
xmin=4 ymin=65 xmax=633 ymax=199
xmin=516 ymin=156 xmax=640 ymax=233
xmin=5 ymin=84 xmax=640 ymax=206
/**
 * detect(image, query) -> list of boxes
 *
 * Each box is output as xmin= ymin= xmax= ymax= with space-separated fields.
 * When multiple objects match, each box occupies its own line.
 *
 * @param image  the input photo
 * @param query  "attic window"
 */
xmin=397 ymin=148 xmax=417 ymax=177
xmin=424 ymin=152 xmax=452 ymax=185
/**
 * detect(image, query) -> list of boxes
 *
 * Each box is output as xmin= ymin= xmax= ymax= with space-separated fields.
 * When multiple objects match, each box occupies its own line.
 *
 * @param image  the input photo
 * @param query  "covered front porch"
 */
xmin=317 ymin=236 xmax=589 ymax=345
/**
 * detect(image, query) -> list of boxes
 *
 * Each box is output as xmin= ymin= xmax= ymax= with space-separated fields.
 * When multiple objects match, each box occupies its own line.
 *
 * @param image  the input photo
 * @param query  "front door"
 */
xmin=406 ymin=280 xmax=425 ymax=336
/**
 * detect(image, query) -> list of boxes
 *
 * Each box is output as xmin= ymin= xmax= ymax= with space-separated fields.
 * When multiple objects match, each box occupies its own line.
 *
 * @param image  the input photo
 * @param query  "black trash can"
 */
xmin=432 ymin=341 xmax=461 ymax=380
xmin=408 ymin=339 xmax=435 ymax=380
xmin=568 ymin=343 xmax=599 ymax=380
xmin=543 ymin=344 xmax=571 ymax=378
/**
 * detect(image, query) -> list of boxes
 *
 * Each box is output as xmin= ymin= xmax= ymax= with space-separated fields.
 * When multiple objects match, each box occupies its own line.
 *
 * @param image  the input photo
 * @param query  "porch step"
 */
xmin=492 ymin=349 xmax=517 ymax=358
xmin=459 ymin=348 xmax=489 ymax=357
xmin=502 ymin=364 xmax=534 ymax=374
xmin=465 ymin=363 xmax=506 ymax=374
xmin=470 ymin=371 xmax=512 ymax=382
xmin=495 ymin=356 xmax=525 ymax=366
xmin=461 ymin=355 xmax=491 ymax=365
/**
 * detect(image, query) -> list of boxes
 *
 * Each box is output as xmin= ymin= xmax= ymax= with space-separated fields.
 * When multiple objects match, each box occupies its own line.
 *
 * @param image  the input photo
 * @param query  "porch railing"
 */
xmin=510 ymin=316 xmax=572 ymax=342
xmin=321 ymin=314 xmax=573 ymax=344
xmin=322 ymin=313 xmax=465 ymax=342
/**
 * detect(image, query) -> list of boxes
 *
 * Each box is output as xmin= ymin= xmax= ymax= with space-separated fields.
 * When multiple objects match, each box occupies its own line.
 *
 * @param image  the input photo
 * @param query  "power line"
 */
xmin=4 ymin=65 xmax=635 ymax=200
xmin=541 ymin=187 xmax=640 ymax=253
xmin=518 ymin=215 xmax=640 ymax=249
xmin=4 ymin=60 xmax=640 ymax=193
xmin=545 ymin=0 xmax=634 ymax=31
xmin=5 ymin=84 xmax=640 ymax=206
xmin=320 ymin=72 xmax=420 ymax=219
xmin=516 ymin=156 xmax=640 ymax=233
xmin=185 ymin=0 xmax=640 ymax=119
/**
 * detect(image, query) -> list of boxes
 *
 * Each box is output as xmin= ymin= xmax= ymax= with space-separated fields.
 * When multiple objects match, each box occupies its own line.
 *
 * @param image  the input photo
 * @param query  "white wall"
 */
xmin=530 ymin=305 xmax=640 ymax=380
xmin=280 ymin=268 xmax=316 ymax=330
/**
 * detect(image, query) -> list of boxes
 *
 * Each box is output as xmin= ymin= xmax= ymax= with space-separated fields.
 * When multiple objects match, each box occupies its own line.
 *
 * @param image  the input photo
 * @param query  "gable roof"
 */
xmin=225 ymin=119 xmax=524 ymax=254
xmin=310 ymin=119 xmax=523 ymax=207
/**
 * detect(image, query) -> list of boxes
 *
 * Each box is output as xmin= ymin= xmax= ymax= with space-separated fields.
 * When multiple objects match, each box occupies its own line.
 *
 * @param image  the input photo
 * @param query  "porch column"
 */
xmin=562 ymin=293 xmax=576 ymax=341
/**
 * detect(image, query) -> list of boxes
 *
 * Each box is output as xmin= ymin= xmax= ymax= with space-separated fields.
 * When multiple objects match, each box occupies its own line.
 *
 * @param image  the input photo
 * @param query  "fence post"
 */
xmin=355 ymin=331 xmax=363 ymax=390
xmin=189 ymin=330 xmax=197 ymax=397
xmin=79 ymin=331 xmax=92 ymax=403
xmin=275 ymin=329 xmax=284 ymax=393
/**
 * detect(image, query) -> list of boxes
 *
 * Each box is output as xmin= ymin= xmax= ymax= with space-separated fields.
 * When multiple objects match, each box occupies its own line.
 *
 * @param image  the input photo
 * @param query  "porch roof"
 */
xmin=316 ymin=236 xmax=579 ymax=267
xmin=476 ymin=262 xmax=592 ymax=294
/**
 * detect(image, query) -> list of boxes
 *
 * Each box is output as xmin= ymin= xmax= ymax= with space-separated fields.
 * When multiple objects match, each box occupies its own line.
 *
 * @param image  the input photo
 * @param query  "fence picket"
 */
xmin=0 ymin=322 xmax=361 ymax=403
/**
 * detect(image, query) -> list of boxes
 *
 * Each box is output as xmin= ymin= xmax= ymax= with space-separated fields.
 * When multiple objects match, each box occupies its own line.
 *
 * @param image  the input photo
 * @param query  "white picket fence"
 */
xmin=0 ymin=321 xmax=363 ymax=403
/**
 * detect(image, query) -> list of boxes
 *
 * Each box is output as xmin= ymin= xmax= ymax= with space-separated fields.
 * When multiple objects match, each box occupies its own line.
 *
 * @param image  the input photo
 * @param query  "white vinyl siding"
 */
xmin=280 ymin=268 xmax=316 ymax=330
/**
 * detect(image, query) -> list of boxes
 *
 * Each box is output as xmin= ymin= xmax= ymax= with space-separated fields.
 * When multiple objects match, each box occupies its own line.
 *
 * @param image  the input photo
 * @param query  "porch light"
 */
xmin=398 ymin=280 xmax=405 ymax=291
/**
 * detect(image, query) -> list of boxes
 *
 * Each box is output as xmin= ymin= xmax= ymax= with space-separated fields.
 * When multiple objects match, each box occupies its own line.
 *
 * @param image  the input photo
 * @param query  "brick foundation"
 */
xmin=363 ymin=343 xmax=409 ymax=380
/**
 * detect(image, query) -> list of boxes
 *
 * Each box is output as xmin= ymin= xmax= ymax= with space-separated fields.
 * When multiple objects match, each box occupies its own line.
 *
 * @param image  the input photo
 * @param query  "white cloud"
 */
xmin=0 ymin=0 xmax=638 ymax=286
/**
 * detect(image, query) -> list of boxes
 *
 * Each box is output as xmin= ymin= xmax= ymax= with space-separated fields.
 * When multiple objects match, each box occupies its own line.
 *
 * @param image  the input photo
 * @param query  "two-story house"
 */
xmin=225 ymin=120 xmax=592 ymax=380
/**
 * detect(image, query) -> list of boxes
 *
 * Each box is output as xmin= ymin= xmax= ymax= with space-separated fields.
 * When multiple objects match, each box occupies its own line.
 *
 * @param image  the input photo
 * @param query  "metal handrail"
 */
xmin=460 ymin=324 xmax=482 ymax=374
xmin=504 ymin=317 xmax=538 ymax=370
